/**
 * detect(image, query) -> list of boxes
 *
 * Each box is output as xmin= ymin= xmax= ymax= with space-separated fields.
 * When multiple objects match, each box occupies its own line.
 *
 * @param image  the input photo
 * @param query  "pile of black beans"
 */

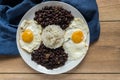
xmin=31 ymin=44 xmax=68 ymax=69
xmin=34 ymin=6 xmax=74 ymax=29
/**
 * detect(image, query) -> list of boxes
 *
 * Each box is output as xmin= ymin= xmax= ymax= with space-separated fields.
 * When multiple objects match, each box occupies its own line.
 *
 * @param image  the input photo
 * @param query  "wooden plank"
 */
xmin=97 ymin=0 xmax=120 ymax=7
xmin=0 ymin=22 xmax=120 ymax=73
xmin=0 ymin=74 xmax=120 ymax=80
xmin=96 ymin=0 xmax=120 ymax=21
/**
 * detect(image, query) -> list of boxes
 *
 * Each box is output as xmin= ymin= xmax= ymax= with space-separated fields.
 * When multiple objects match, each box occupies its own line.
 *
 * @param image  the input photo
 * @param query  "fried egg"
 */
xmin=63 ymin=18 xmax=89 ymax=60
xmin=19 ymin=20 xmax=42 ymax=53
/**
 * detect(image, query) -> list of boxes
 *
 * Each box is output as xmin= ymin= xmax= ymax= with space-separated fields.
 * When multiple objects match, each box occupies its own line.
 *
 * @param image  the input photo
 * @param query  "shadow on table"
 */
xmin=0 ymin=55 xmax=20 ymax=61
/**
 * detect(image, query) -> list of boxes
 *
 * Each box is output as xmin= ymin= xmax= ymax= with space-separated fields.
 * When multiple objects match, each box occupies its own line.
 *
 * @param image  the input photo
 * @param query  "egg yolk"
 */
xmin=22 ymin=29 xmax=33 ymax=43
xmin=71 ymin=30 xmax=84 ymax=43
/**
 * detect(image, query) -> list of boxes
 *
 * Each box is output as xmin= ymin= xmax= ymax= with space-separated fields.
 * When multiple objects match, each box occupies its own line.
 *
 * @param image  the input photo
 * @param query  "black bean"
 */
xmin=31 ymin=44 xmax=68 ymax=69
xmin=34 ymin=6 xmax=74 ymax=29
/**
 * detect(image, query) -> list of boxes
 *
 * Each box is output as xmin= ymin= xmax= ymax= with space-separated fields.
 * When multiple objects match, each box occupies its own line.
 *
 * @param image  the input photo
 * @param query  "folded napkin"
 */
xmin=0 ymin=0 xmax=100 ymax=55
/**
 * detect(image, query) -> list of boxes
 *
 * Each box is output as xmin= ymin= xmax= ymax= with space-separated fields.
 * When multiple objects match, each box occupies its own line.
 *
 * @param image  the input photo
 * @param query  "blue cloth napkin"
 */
xmin=0 ymin=0 xmax=100 ymax=55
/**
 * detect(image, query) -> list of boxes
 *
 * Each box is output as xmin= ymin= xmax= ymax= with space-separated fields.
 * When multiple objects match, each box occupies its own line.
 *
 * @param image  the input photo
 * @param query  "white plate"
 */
xmin=16 ymin=1 xmax=90 ymax=75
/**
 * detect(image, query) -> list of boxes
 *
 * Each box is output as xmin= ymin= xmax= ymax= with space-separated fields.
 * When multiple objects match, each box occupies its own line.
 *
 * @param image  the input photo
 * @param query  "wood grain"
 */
xmin=0 ymin=22 xmax=120 ymax=73
xmin=0 ymin=74 xmax=120 ymax=80
xmin=0 ymin=0 xmax=120 ymax=79
xmin=97 ymin=0 xmax=120 ymax=21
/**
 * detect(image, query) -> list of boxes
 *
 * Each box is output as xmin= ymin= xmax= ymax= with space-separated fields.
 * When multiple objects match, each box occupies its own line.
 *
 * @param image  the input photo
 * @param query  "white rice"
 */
xmin=41 ymin=25 xmax=64 ymax=49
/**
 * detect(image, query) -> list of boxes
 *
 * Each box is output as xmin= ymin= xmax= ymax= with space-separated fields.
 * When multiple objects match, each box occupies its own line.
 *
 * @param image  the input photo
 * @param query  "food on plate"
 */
xmin=19 ymin=5 xmax=89 ymax=70
xmin=19 ymin=20 xmax=42 ymax=53
xmin=71 ymin=30 xmax=84 ymax=43
xmin=21 ymin=29 xmax=33 ymax=43
xmin=34 ymin=6 xmax=74 ymax=29
xmin=41 ymin=25 xmax=64 ymax=49
xmin=32 ymin=44 xmax=68 ymax=69
xmin=63 ymin=18 xmax=89 ymax=60
xmin=69 ymin=18 xmax=89 ymax=32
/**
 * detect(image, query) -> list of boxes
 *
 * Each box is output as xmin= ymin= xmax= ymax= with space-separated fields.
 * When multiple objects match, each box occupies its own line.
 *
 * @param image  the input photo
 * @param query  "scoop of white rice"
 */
xmin=41 ymin=25 xmax=64 ymax=49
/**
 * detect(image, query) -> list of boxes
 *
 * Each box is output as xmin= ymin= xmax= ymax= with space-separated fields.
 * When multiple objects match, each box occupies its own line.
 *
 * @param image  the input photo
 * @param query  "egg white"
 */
xmin=19 ymin=20 xmax=42 ymax=53
xmin=63 ymin=40 xmax=88 ymax=60
xmin=68 ymin=18 xmax=89 ymax=33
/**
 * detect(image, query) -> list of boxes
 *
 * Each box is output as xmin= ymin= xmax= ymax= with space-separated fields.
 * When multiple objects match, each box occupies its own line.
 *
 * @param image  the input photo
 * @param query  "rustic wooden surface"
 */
xmin=0 ymin=0 xmax=120 ymax=79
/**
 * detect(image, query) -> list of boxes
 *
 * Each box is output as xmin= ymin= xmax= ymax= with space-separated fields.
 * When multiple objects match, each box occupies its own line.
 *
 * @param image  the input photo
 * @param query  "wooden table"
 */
xmin=0 ymin=0 xmax=120 ymax=79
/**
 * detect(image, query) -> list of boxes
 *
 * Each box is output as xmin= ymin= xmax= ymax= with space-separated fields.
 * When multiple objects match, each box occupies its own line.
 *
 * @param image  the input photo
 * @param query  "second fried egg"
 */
xmin=63 ymin=18 xmax=89 ymax=60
